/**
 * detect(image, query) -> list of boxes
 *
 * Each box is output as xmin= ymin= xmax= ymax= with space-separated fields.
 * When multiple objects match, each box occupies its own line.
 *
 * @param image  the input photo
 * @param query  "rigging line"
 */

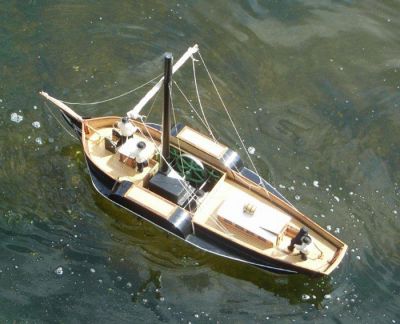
xmin=136 ymin=118 xmax=195 ymax=197
xmin=145 ymin=85 xmax=161 ymax=120
xmin=170 ymin=84 xmax=212 ymax=204
xmin=192 ymin=56 xmax=216 ymax=142
xmin=60 ymin=73 xmax=163 ymax=106
xmin=198 ymin=51 xmax=270 ymax=198
xmin=44 ymin=102 xmax=79 ymax=141
xmin=173 ymin=80 xmax=209 ymax=131
xmin=170 ymin=88 xmax=201 ymax=204
xmin=182 ymin=178 xmax=208 ymax=211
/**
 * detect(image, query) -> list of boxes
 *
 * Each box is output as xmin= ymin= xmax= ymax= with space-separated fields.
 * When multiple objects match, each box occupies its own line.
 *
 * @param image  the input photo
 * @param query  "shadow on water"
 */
xmin=86 ymin=177 xmax=334 ymax=308
xmin=45 ymin=137 xmax=338 ymax=310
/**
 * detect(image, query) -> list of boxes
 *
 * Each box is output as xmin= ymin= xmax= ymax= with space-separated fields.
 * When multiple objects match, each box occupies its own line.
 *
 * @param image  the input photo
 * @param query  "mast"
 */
xmin=160 ymin=53 xmax=173 ymax=174
xmin=127 ymin=44 xmax=199 ymax=119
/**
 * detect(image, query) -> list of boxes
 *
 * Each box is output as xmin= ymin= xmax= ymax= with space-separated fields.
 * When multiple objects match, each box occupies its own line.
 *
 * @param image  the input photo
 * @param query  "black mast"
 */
xmin=160 ymin=52 xmax=173 ymax=174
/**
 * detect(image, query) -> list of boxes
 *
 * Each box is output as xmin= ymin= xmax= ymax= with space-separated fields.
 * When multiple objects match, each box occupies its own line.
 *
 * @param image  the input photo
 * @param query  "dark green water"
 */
xmin=1 ymin=0 xmax=399 ymax=322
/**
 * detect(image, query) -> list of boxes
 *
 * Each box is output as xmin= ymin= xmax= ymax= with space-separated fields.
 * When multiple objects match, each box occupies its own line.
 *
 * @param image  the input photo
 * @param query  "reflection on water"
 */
xmin=1 ymin=0 xmax=399 ymax=322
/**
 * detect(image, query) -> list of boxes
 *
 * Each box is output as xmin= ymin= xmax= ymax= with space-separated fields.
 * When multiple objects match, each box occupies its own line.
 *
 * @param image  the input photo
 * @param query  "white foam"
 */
xmin=247 ymin=146 xmax=255 ymax=154
xmin=10 ymin=112 xmax=23 ymax=123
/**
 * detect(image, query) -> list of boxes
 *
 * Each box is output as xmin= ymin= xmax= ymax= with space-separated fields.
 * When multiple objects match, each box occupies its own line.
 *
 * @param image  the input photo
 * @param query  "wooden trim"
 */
xmin=176 ymin=126 xmax=228 ymax=158
xmin=125 ymin=185 xmax=177 ymax=219
xmin=218 ymin=216 xmax=274 ymax=248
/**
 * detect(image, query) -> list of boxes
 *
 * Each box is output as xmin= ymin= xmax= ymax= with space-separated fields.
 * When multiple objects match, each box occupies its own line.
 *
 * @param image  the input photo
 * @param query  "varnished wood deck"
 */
xmin=86 ymin=127 xmax=160 ymax=185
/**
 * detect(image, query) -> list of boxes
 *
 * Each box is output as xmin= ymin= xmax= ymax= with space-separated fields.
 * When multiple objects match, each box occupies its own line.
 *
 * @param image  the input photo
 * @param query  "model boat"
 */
xmin=40 ymin=45 xmax=347 ymax=276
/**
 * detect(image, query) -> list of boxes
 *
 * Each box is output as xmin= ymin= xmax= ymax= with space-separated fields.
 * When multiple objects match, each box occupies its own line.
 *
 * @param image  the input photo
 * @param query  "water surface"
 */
xmin=1 ymin=0 xmax=399 ymax=322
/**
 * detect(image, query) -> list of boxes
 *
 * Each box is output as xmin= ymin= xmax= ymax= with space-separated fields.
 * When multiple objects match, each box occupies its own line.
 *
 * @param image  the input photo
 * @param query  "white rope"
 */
xmin=197 ymin=51 xmax=270 ymax=198
xmin=171 ymin=85 xmax=217 ymax=208
xmin=60 ymin=73 xmax=163 ymax=106
xmin=173 ymin=80 xmax=210 ymax=132
xmin=169 ymin=86 xmax=211 ymax=209
xmin=192 ymin=57 xmax=216 ymax=142
xmin=44 ymin=102 xmax=79 ymax=141
xmin=145 ymin=84 xmax=161 ymax=120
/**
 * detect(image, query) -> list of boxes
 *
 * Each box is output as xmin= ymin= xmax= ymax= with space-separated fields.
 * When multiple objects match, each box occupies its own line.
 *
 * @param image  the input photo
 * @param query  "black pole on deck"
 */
xmin=160 ymin=52 xmax=173 ymax=174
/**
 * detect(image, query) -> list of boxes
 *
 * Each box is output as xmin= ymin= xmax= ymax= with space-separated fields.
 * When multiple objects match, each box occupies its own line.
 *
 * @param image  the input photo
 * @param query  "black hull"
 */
xmin=84 ymin=151 xmax=301 ymax=275
xmin=55 ymin=106 xmax=303 ymax=275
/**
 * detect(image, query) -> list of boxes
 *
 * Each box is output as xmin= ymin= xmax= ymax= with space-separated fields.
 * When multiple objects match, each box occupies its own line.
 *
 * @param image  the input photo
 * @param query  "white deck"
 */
xmin=217 ymin=193 xmax=291 ymax=244
xmin=118 ymin=137 xmax=156 ymax=159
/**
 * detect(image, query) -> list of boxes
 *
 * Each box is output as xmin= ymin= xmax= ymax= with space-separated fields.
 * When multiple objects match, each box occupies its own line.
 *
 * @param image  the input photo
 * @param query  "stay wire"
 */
xmin=173 ymin=80 xmax=209 ymax=131
xmin=192 ymin=56 xmax=216 ymax=141
xmin=145 ymin=85 xmax=161 ymax=120
xmin=44 ymin=102 xmax=79 ymax=141
xmin=60 ymin=73 xmax=163 ymax=106
xmin=197 ymin=50 xmax=270 ymax=198
xmin=170 ymin=85 xmax=200 ymax=207
xmin=136 ymin=115 xmax=195 ymax=200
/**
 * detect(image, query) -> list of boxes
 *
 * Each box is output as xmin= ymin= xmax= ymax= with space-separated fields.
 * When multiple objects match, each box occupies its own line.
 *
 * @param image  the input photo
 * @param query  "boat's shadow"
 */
xmin=60 ymin=146 xmax=334 ymax=307
xmin=89 ymin=186 xmax=334 ymax=307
